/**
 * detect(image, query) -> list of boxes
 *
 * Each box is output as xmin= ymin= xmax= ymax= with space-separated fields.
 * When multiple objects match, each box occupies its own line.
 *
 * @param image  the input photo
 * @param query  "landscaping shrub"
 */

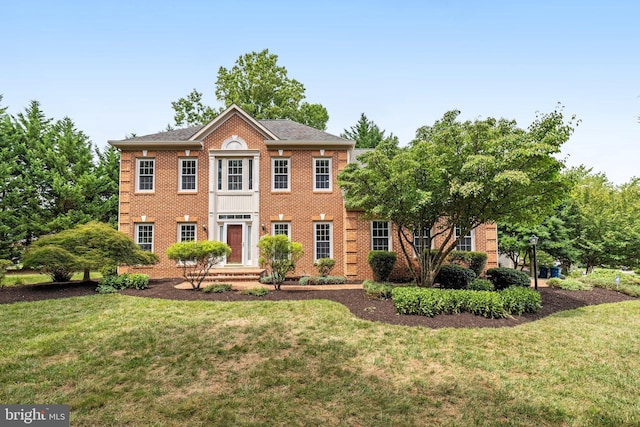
xmin=467 ymin=278 xmax=494 ymax=291
xmin=241 ymin=287 xmax=269 ymax=296
xmin=448 ymin=251 xmax=488 ymax=276
xmin=96 ymin=283 xmax=119 ymax=294
xmin=314 ymin=258 xmax=336 ymax=277
xmin=98 ymin=273 xmax=149 ymax=291
xmin=577 ymin=269 xmax=640 ymax=297
xmin=367 ymin=251 xmax=397 ymax=282
xmin=100 ymin=264 xmax=118 ymax=278
xmin=202 ymin=283 xmax=232 ymax=293
xmin=391 ymin=286 xmax=541 ymax=319
xmin=299 ymin=275 xmax=347 ymax=285
xmin=436 ymin=265 xmax=476 ymax=289
xmin=486 ymin=267 xmax=530 ymax=290
xmin=547 ymin=277 xmax=592 ymax=291
xmin=0 ymin=260 xmax=12 ymax=288
xmin=362 ymin=280 xmax=395 ymax=300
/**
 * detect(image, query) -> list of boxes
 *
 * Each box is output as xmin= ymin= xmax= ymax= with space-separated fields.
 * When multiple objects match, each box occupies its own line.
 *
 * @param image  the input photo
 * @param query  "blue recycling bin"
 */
xmin=550 ymin=266 xmax=561 ymax=278
xmin=539 ymin=266 xmax=549 ymax=278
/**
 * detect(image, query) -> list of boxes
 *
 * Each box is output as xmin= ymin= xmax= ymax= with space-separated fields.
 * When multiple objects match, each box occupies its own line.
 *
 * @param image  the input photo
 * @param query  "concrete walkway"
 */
xmin=175 ymin=281 xmax=364 ymax=291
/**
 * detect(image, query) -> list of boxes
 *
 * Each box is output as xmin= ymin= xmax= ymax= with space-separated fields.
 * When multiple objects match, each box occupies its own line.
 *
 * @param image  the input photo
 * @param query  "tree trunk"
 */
xmin=83 ymin=267 xmax=90 ymax=281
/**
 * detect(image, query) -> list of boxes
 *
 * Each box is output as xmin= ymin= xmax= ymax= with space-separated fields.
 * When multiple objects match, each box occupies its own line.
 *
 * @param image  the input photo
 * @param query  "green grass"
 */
xmin=1 ymin=295 xmax=639 ymax=426
xmin=577 ymin=268 xmax=640 ymax=297
xmin=3 ymin=271 xmax=102 ymax=286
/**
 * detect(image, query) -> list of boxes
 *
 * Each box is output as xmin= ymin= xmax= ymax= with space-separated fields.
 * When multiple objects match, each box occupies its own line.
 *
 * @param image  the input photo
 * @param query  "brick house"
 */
xmin=109 ymin=104 xmax=498 ymax=281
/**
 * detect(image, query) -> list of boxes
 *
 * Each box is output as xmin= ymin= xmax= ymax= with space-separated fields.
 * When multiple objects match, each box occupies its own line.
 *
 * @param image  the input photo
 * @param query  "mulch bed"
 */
xmin=1 ymin=279 xmax=636 ymax=329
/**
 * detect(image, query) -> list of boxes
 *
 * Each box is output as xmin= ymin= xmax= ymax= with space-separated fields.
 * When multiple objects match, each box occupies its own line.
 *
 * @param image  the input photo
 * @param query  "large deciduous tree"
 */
xmin=172 ymin=49 xmax=329 ymax=129
xmin=339 ymin=107 xmax=576 ymax=286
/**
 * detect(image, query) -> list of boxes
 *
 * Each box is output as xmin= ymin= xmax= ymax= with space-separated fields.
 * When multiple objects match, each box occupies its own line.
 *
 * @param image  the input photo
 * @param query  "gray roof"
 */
xmin=115 ymin=120 xmax=349 ymax=144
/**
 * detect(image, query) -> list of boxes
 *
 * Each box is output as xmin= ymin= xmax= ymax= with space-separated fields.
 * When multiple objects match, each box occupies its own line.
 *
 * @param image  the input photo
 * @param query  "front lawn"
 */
xmin=2 ymin=271 xmax=102 ymax=286
xmin=1 ymin=295 xmax=639 ymax=426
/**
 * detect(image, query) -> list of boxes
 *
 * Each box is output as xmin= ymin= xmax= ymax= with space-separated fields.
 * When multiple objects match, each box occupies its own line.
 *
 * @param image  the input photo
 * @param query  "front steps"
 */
xmin=188 ymin=267 xmax=266 ymax=283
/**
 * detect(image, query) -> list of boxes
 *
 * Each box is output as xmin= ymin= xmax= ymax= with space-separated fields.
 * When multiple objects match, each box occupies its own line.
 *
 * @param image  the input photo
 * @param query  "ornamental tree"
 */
xmin=166 ymin=241 xmax=231 ymax=290
xmin=338 ymin=107 xmax=576 ymax=286
xmin=257 ymin=234 xmax=303 ymax=290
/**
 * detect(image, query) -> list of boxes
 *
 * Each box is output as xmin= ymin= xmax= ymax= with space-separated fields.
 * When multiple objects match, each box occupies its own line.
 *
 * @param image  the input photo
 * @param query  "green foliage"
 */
xmin=314 ymin=258 xmax=336 ymax=277
xmin=299 ymin=276 xmax=347 ymax=285
xmin=367 ymin=250 xmax=397 ymax=282
xmin=341 ymin=113 xmax=398 ymax=148
xmin=447 ymin=251 xmax=488 ymax=276
xmin=362 ymin=280 xmax=395 ymax=300
xmin=96 ymin=283 xmax=119 ymax=294
xmin=391 ymin=286 xmax=541 ymax=318
xmin=576 ymin=269 xmax=640 ymax=297
xmin=99 ymin=273 xmax=149 ymax=291
xmin=547 ymin=277 xmax=593 ymax=291
xmin=166 ymin=240 xmax=231 ymax=290
xmin=23 ymin=222 xmax=158 ymax=281
xmin=241 ymin=287 xmax=269 ymax=297
xmin=202 ymin=283 xmax=232 ymax=293
xmin=172 ymin=49 xmax=329 ymax=130
xmin=257 ymin=234 xmax=303 ymax=290
xmin=486 ymin=267 xmax=531 ymax=290
xmin=339 ymin=106 xmax=576 ymax=287
xmin=99 ymin=265 xmax=118 ymax=278
xmin=436 ymin=265 xmax=476 ymax=289
xmin=22 ymin=245 xmax=77 ymax=282
xmin=0 ymin=259 xmax=13 ymax=288
xmin=467 ymin=278 xmax=494 ymax=291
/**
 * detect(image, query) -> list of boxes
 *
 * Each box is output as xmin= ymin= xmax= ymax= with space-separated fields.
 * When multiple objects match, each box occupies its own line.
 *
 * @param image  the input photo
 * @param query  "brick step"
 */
xmin=187 ymin=268 xmax=265 ymax=283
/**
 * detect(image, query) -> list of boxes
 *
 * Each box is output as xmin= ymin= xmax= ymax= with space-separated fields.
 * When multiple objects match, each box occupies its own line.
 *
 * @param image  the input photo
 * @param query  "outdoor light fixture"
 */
xmin=202 ymin=223 xmax=207 ymax=231
xmin=530 ymin=234 xmax=539 ymax=290
xmin=261 ymin=222 xmax=265 ymax=231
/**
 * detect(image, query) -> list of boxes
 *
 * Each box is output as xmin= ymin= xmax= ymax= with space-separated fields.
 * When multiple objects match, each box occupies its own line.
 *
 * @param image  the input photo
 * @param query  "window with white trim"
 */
xmin=314 ymin=222 xmax=332 ymax=260
xmin=136 ymin=159 xmax=155 ymax=192
xmin=272 ymin=222 xmax=290 ymax=238
xmin=179 ymin=223 xmax=196 ymax=242
xmin=455 ymin=226 xmax=473 ymax=251
xmin=179 ymin=159 xmax=197 ymax=191
xmin=413 ymin=227 xmax=431 ymax=254
xmin=371 ymin=221 xmax=390 ymax=251
xmin=135 ymin=223 xmax=154 ymax=251
xmin=227 ymin=159 xmax=243 ymax=190
xmin=313 ymin=158 xmax=332 ymax=190
xmin=272 ymin=158 xmax=290 ymax=191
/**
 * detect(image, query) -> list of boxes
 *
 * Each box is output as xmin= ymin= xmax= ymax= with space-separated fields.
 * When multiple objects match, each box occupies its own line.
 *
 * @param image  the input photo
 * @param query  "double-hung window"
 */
xmin=314 ymin=222 xmax=332 ymax=260
xmin=455 ymin=226 xmax=473 ymax=251
xmin=313 ymin=158 xmax=332 ymax=191
xmin=371 ymin=221 xmax=390 ymax=251
xmin=272 ymin=222 xmax=290 ymax=238
xmin=179 ymin=223 xmax=197 ymax=242
xmin=136 ymin=159 xmax=155 ymax=192
xmin=135 ymin=224 xmax=154 ymax=251
xmin=227 ymin=160 xmax=243 ymax=190
xmin=413 ymin=227 xmax=431 ymax=254
xmin=179 ymin=159 xmax=197 ymax=191
xmin=272 ymin=158 xmax=290 ymax=191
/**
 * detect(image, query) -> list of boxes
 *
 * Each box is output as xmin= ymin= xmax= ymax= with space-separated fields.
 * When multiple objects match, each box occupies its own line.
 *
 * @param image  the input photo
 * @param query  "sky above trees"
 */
xmin=1 ymin=0 xmax=638 ymax=184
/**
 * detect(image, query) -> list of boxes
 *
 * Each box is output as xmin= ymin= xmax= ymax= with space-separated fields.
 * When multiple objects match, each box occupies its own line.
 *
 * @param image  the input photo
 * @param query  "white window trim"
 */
xmin=455 ymin=226 xmax=475 ymax=251
xmin=272 ymin=222 xmax=291 ymax=238
xmin=178 ymin=158 xmax=198 ymax=192
xmin=135 ymin=223 xmax=154 ymax=252
xmin=370 ymin=221 xmax=391 ymax=251
xmin=313 ymin=222 xmax=333 ymax=260
xmin=271 ymin=158 xmax=290 ymax=191
xmin=178 ymin=222 xmax=197 ymax=242
xmin=313 ymin=157 xmax=332 ymax=191
xmin=227 ymin=159 xmax=244 ymax=191
xmin=136 ymin=158 xmax=155 ymax=192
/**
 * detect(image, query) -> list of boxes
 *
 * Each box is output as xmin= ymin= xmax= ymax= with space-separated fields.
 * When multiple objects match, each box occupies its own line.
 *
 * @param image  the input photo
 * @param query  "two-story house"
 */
xmin=109 ymin=104 xmax=498 ymax=281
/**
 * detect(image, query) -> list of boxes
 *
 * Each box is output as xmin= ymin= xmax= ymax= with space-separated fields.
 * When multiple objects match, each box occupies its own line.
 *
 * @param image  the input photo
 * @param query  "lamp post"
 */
xmin=530 ymin=235 xmax=539 ymax=291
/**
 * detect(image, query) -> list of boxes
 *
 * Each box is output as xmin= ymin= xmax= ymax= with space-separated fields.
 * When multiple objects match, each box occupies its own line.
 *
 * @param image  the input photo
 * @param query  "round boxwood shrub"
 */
xmin=486 ymin=267 xmax=530 ymax=290
xmin=467 ymin=278 xmax=494 ymax=291
xmin=367 ymin=251 xmax=397 ymax=282
xmin=436 ymin=265 xmax=476 ymax=289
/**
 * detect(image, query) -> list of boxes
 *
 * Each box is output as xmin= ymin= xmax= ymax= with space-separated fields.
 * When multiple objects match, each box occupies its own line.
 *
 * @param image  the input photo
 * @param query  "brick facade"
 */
xmin=111 ymin=105 xmax=498 ymax=280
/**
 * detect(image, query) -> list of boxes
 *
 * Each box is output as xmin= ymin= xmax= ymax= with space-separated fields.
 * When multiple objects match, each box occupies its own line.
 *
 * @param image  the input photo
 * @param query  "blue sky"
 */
xmin=3 ymin=0 xmax=638 ymax=184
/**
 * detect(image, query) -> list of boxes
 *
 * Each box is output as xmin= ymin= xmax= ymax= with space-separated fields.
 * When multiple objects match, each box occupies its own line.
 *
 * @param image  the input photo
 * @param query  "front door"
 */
xmin=226 ymin=224 xmax=243 ymax=264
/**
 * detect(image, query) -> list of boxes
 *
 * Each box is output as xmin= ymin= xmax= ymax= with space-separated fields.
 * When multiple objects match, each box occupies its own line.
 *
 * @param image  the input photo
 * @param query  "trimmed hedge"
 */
xmin=436 ymin=265 xmax=476 ymax=289
xmin=486 ymin=267 xmax=531 ymax=290
xmin=367 ymin=251 xmax=397 ymax=282
xmin=299 ymin=275 xmax=347 ymax=285
xmin=467 ymin=278 xmax=494 ymax=291
xmin=391 ymin=286 xmax=541 ymax=319
xmin=448 ymin=251 xmax=488 ymax=276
